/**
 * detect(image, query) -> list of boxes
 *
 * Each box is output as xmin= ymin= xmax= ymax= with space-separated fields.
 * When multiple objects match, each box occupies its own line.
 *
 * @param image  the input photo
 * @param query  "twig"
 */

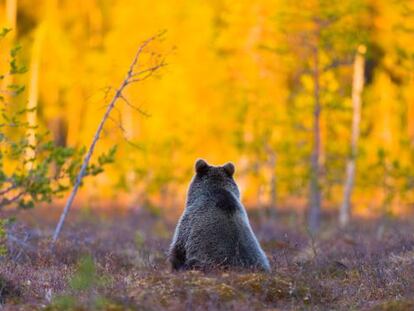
xmin=102 ymin=86 xmax=113 ymax=101
xmin=108 ymin=114 xmax=130 ymax=141
xmin=108 ymin=114 xmax=145 ymax=150
xmin=0 ymin=183 xmax=16 ymax=196
xmin=0 ymin=191 xmax=25 ymax=208
xmin=306 ymin=228 xmax=319 ymax=261
xmin=51 ymin=32 xmax=166 ymax=244
xmin=119 ymin=94 xmax=151 ymax=117
xmin=8 ymin=232 xmax=33 ymax=262
xmin=129 ymin=60 xmax=167 ymax=82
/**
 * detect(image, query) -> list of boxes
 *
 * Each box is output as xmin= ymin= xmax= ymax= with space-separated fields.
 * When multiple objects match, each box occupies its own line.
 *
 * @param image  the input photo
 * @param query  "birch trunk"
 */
xmin=25 ymin=25 xmax=45 ymax=170
xmin=6 ymin=0 xmax=17 ymax=29
xmin=309 ymin=47 xmax=322 ymax=233
xmin=339 ymin=45 xmax=366 ymax=226
xmin=123 ymin=103 xmax=136 ymax=189
xmin=269 ymin=151 xmax=277 ymax=212
xmin=1 ymin=0 xmax=17 ymax=97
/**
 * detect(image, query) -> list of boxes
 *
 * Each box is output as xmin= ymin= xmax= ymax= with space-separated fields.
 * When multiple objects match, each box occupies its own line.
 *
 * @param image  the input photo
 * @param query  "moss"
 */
xmin=214 ymin=283 xmax=237 ymax=301
xmin=232 ymin=273 xmax=329 ymax=306
xmin=370 ymin=299 xmax=414 ymax=311
xmin=235 ymin=273 xmax=293 ymax=301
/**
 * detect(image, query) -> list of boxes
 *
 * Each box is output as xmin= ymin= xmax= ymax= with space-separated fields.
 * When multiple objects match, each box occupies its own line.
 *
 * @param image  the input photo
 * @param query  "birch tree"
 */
xmin=308 ymin=40 xmax=322 ymax=233
xmin=276 ymin=0 xmax=368 ymax=232
xmin=339 ymin=45 xmax=366 ymax=226
xmin=52 ymin=33 xmax=167 ymax=243
xmin=25 ymin=24 xmax=45 ymax=170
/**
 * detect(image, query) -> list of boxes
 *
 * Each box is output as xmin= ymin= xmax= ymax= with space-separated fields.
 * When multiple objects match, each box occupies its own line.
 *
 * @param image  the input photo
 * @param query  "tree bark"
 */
xmin=264 ymin=143 xmax=277 ymax=213
xmin=6 ymin=0 xmax=17 ymax=30
xmin=308 ymin=46 xmax=322 ymax=233
xmin=1 ymin=0 xmax=17 ymax=98
xmin=25 ymin=25 xmax=45 ymax=170
xmin=268 ymin=150 xmax=277 ymax=212
xmin=407 ymin=70 xmax=414 ymax=145
xmin=339 ymin=45 xmax=366 ymax=226
xmin=123 ymin=98 xmax=136 ymax=189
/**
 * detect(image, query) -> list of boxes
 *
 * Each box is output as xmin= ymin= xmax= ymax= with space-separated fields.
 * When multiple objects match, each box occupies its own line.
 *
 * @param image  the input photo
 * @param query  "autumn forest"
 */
xmin=1 ymin=0 xmax=414 ymax=310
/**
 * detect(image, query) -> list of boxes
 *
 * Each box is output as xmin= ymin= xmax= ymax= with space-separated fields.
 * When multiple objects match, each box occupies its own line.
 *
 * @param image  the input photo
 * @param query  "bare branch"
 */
xmin=109 ymin=107 xmax=145 ymax=150
xmin=8 ymin=232 xmax=34 ymax=262
xmin=0 ymin=183 xmax=16 ymax=196
xmin=102 ymin=86 xmax=114 ymax=101
xmin=108 ymin=114 xmax=128 ymax=139
xmin=128 ymin=30 xmax=167 ymax=76
xmin=130 ymin=60 xmax=167 ymax=78
xmin=8 ymin=233 xmax=32 ymax=249
xmin=119 ymin=94 xmax=151 ymax=117
xmin=0 ymin=191 xmax=25 ymax=208
xmin=128 ymin=61 xmax=167 ymax=84
xmin=323 ymin=58 xmax=353 ymax=72
xmin=51 ymin=33 xmax=166 ymax=244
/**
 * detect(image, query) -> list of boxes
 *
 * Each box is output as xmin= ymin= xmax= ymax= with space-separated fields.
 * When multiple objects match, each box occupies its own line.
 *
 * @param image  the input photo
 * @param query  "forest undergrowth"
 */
xmin=1 ymin=206 xmax=413 ymax=310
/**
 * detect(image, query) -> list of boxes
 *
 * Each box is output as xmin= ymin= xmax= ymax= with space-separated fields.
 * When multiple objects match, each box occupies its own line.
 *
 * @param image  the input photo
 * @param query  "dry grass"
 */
xmin=1 ymin=207 xmax=414 ymax=310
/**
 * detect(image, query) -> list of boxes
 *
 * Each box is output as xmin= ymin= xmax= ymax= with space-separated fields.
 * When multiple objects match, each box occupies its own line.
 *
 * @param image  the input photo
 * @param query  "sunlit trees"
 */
xmin=213 ymin=0 xmax=288 ymax=210
xmin=52 ymin=33 xmax=167 ymax=242
xmin=355 ymin=0 xmax=414 ymax=217
xmin=25 ymin=24 xmax=45 ymax=169
xmin=1 ymin=0 xmax=413 ymax=221
xmin=340 ymin=45 xmax=366 ymax=226
xmin=0 ymin=30 xmax=113 ymax=211
xmin=276 ymin=0 xmax=369 ymax=231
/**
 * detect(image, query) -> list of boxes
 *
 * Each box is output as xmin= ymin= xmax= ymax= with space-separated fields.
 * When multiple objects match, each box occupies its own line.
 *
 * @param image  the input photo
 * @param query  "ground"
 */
xmin=1 ymin=206 xmax=414 ymax=310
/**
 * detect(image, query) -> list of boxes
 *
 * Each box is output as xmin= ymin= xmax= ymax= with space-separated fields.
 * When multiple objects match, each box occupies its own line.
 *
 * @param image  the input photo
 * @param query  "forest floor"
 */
xmin=1 ymin=205 xmax=414 ymax=310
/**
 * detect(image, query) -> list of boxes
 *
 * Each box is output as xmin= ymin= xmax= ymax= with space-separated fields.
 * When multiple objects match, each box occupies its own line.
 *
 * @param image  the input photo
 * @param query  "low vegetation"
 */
xmin=1 ymin=207 xmax=413 ymax=310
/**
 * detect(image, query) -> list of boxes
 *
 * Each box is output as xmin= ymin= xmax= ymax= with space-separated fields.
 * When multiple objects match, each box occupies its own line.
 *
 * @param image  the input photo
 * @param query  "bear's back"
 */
xmin=184 ymin=188 xmax=269 ymax=270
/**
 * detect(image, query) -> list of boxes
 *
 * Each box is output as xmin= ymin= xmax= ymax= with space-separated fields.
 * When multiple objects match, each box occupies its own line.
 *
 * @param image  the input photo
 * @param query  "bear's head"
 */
xmin=187 ymin=159 xmax=240 ymax=205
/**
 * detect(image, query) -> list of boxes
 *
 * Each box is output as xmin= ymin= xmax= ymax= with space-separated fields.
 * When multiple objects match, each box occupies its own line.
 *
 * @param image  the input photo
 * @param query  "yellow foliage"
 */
xmin=1 ymin=0 xmax=413 ymax=216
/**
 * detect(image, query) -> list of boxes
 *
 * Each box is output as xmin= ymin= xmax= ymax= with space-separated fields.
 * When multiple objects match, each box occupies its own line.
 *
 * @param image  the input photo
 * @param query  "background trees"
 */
xmin=0 ymin=28 xmax=114 ymax=212
xmin=1 ymin=0 xmax=414 ymax=228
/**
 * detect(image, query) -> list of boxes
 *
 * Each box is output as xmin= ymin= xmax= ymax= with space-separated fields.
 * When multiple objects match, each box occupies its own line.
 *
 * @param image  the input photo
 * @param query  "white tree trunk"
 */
xmin=1 ymin=0 xmax=17 ymax=97
xmin=309 ymin=47 xmax=322 ymax=233
xmin=269 ymin=152 xmax=277 ymax=211
xmin=25 ymin=25 xmax=45 ymax=170
xmin=6 ymin=0 xmax=17 ymax=29
xmin=339 ymin=45 xmax=366 ymax=227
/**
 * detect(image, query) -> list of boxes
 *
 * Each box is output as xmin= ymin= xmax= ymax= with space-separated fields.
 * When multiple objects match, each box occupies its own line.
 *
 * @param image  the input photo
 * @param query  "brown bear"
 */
xmin=168 ymin=159 xmax=270 ymax=272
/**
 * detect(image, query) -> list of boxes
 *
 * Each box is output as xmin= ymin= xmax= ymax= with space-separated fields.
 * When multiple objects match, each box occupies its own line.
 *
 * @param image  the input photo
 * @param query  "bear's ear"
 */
xmin=195 ymin=159 xmax=209 ymax=175
xmin=223 ymin=162 xmax=235 ymax=177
